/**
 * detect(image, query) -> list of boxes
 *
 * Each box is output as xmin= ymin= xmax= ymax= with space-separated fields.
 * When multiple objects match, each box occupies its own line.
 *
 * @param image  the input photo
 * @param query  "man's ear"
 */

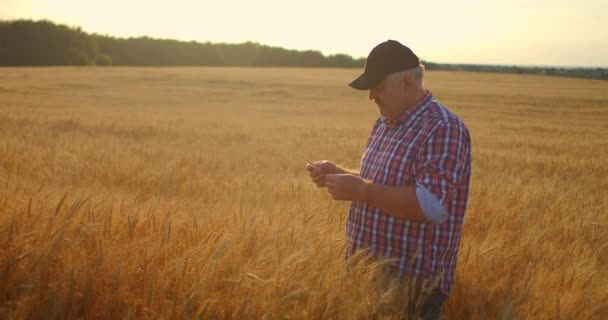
xmin=402 ymin=72 xmax=414 ymax=88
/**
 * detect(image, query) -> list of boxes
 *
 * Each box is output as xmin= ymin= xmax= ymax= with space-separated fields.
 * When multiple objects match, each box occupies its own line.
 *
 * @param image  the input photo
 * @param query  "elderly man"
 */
xmin=306 ymin=40 xmax=471 ymax=319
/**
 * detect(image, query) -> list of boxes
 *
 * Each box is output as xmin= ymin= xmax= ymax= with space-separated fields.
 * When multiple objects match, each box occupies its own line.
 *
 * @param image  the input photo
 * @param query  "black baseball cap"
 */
xmin=349 ymin=40 xmax=420 ymax=90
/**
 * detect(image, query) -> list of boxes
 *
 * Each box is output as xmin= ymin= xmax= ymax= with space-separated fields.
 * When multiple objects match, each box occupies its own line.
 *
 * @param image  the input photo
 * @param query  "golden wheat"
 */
xmin=0 ymin=67 xmax=607 ymax=319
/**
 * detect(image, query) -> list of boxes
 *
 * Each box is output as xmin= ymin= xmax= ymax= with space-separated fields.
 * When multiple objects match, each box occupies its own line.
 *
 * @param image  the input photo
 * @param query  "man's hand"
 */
xmin=306 ymin=160 xmax=339 ymax=188
xmin=325 ymin=174 xmax=368 ymax=201
xmin=306 ymin=163 xmax=428 ymax=221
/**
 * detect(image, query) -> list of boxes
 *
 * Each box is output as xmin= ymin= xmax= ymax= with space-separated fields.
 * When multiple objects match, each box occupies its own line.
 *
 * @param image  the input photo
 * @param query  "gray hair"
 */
xmin=391 ymin=64 xmax=425 ymax=86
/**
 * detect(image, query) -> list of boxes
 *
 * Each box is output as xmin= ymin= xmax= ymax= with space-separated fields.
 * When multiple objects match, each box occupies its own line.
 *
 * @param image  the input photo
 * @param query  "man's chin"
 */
xmin=378 ymin=108 xmax=390 ymax=118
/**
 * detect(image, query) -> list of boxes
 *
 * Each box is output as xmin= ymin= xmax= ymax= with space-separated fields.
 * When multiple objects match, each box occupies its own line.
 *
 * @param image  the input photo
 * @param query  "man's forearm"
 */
xmin=337 ymin=165 xmax=360 ymax=176
xmin=363 ymin=182 xmax=428 ymax=222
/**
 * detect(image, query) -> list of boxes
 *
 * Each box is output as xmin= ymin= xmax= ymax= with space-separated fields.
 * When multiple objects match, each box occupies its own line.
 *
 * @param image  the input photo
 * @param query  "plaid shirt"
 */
xmin=346 ymin=91 xmax=471 ymax=295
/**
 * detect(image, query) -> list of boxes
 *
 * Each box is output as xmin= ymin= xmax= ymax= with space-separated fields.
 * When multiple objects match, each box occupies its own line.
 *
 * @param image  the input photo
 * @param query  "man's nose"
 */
xmin=368 ymin=88 xmax=376 ymax=101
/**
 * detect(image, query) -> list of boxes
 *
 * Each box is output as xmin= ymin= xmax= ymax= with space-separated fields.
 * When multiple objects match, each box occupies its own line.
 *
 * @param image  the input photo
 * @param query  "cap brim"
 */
xmin=348 ymin=72 xmax=382 ymax=90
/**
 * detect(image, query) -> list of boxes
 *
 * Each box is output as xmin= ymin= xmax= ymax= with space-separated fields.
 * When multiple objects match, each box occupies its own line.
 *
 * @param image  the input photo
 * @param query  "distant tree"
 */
xmin=0 ymin=19 xmax=100 ymax=65
xmin=327 ymin=54 xmax=363 ymax=68
xmin=299 ymin=50 xmax=326 ymax=67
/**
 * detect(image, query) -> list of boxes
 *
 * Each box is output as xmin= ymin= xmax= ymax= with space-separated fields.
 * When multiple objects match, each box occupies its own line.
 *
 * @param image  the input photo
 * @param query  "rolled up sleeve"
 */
xmin=416 ymin=183 xmax=449 ymax=223
xmin=414 ymin=120 xmax=471 ymax=222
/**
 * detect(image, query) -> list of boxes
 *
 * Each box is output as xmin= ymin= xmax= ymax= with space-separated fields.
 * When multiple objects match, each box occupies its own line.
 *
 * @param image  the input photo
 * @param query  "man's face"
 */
xmin=368 ymin=73 xmax=408 ymax=120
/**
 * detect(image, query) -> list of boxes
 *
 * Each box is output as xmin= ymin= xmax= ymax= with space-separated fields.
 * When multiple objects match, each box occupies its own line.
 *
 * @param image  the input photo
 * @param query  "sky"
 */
xmin=2 ymin=0 xmax=607 ymax=67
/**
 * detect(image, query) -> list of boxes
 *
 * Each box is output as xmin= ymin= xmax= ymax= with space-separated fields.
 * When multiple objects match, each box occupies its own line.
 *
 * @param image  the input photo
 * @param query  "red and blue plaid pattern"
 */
xmin=346 ymin=91 xmax=472 ymax=295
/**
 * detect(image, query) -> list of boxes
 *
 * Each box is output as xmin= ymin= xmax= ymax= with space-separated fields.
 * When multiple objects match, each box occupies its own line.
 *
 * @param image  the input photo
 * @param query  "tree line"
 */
xmin=424 ymin=62 xmax=608 ymax=81
xmin=0 ymin=20 xmax=364 ymax=68
xmin=1 ymin=19 xmax=606 ymax=79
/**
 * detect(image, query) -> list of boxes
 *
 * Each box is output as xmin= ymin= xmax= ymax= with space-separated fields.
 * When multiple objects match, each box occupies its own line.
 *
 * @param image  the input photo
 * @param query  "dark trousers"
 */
xmin=404 ymin=279 xmax=448 ymax=320
xmin=418 ymin=289 xmax=448 ymax=320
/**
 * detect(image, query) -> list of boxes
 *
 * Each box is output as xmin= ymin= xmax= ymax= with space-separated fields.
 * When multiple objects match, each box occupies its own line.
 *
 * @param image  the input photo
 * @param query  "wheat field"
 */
xmin=0 ymin=67 xmax=607 ymax=319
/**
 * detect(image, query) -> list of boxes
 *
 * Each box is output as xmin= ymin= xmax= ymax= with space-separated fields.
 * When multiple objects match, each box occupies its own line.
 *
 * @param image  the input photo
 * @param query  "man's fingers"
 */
xmin=307 ymin=161 xmax=331 ymax=189
xmin=312 ymin=171 xmax=324 ymax=179
xmin=325 ymin=174 xmax=335 ymax=182
xmin=308 ymin=166 xmax=323 ymax=176
xmin=306 ymin=161 xmax=323 ymax=171
xmin=327 ymin=187 xmax=339 ymax=200
xmin=310 ymin=170 xmax=323 ymax=178
xmin=326 ymin=181 xmax=341 ymax=199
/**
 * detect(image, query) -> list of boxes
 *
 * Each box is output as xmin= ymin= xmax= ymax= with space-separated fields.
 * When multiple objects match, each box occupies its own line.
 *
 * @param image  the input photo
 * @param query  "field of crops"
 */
xmin=0 ymin=67 xmax=606 ymax=319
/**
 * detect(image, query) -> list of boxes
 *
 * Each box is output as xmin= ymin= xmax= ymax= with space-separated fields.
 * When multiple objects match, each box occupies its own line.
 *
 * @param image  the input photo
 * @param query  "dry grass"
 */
xmin=0 ymin=67 xmax=607 ymax=319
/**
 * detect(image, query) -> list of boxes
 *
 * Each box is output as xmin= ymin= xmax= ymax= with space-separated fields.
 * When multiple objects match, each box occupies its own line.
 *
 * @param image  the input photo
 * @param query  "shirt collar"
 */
xmin=380 ymin=90 xmax=434 ymax=127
